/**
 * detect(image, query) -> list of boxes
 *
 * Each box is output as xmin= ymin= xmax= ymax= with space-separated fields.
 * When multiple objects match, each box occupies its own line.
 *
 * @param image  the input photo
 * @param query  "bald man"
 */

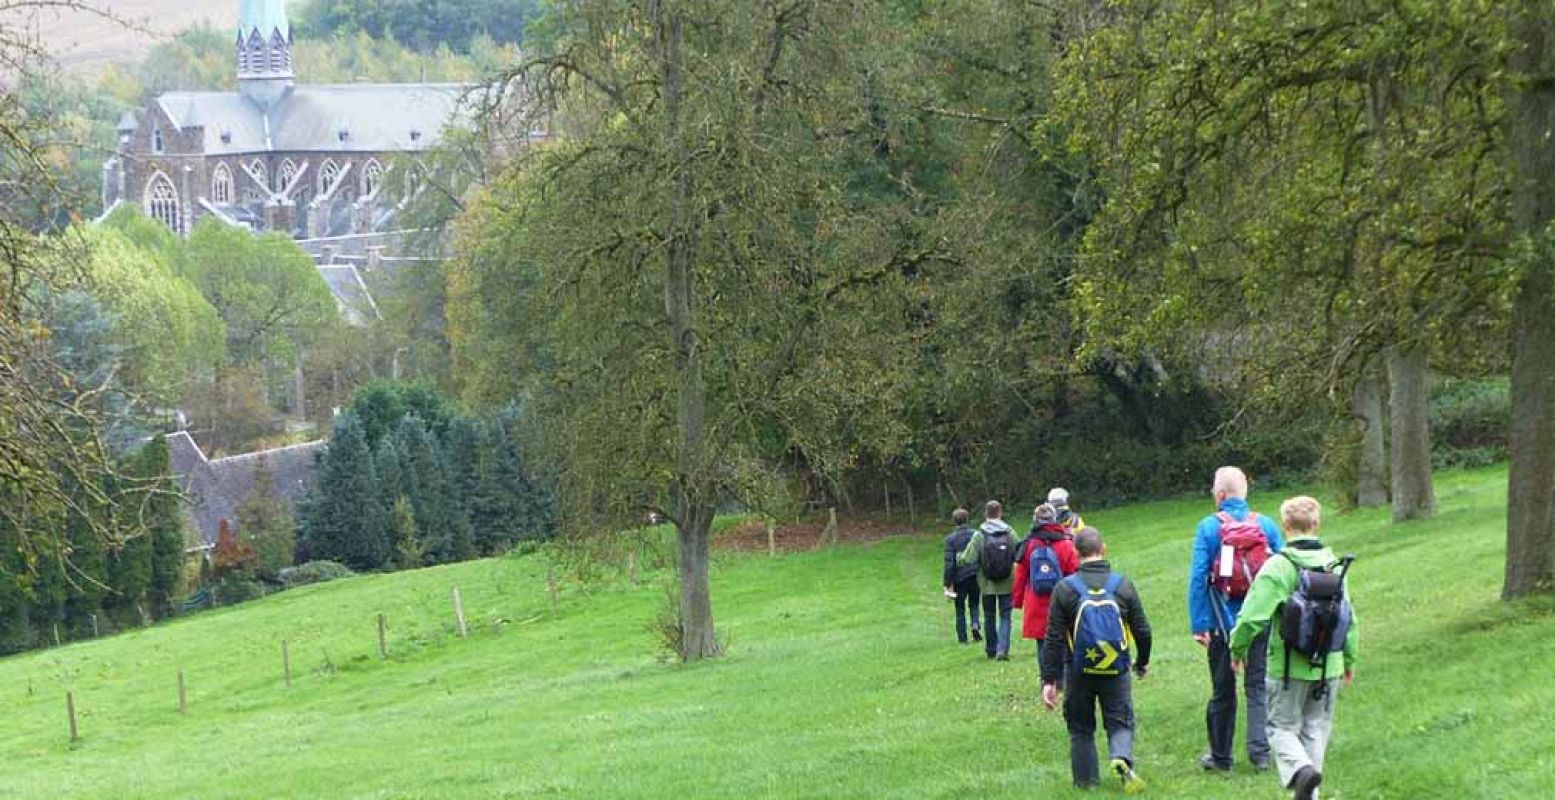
xmin=1188 ymin=466 xmax=1284 ymax=773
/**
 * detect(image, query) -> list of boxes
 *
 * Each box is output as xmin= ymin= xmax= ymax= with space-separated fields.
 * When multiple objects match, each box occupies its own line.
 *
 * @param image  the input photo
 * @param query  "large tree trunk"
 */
xmin=1386 ymin=344 xmax=1435 ymax=522
xmin=1505 ymin=3 xmax=1555 ymax=598
xmin=657 ymin=3 xmax=721 ymax=660
xmin=1351 ymin=364 xmax=1388 ymax=508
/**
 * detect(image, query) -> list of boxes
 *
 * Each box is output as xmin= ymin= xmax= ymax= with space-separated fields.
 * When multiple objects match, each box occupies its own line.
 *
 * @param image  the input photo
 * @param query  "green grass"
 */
xmin=3 ymin=467 xmax=1553 ymax=798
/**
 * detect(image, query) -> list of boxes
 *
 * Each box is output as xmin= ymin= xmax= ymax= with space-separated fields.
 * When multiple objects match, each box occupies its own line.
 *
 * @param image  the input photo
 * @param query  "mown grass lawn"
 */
xmin=3 ymin=467 xmax=1552 ymax=799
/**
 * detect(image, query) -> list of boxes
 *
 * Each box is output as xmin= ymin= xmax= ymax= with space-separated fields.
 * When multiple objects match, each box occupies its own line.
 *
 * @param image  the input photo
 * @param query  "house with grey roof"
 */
xmin=167 ymin=431 xmax=323 ymax=546
xmin=102 ymin=0 xmax=473 ymax=240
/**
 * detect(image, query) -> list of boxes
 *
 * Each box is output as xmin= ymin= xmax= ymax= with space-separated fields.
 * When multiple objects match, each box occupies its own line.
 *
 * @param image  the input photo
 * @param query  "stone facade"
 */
xmin=102 ymin=0 xmax=468 ymax=239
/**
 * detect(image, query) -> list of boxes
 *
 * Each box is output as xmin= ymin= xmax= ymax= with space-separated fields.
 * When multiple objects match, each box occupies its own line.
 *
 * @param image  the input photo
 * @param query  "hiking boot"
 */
xmin=1251 ymin=758 xmax=1272 ymax=773
xmin=995 ymin=652 xmax=1010 ymax=661
xmin=1198 ymin=754 xmax=1231 ymax=773
xmin=1290 ymin=766 xmax=1322 ymax=800
xmin=1112 ymin=758 xmax=1146 ymax=795
xmin=971 ymin=628 xmax=983 ymax=642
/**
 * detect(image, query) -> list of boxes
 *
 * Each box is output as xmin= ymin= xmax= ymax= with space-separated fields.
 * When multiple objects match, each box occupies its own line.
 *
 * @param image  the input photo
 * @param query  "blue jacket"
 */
xmin=1188 ymin=497 xmax=1284 ymax=634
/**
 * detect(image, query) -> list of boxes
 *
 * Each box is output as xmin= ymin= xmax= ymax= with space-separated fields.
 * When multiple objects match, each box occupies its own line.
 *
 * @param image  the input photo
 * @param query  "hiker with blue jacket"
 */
xmin=957 ymin=501 xmax=1018 ymax=660
xmin=1041 ymin=527 xmax=1150 ymax=794
xmin=1189 ymin=466 xmax=1285 ymax=773
xmin=1230 ymin=496 xmax=1358 ymax=800
xmin=942 ymin=508 xmax=982 ymax=645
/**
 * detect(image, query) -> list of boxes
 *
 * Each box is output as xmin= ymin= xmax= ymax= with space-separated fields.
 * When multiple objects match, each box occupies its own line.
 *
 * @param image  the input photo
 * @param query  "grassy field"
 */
xmin=3 ymin=467 xmax=1553 ymax=799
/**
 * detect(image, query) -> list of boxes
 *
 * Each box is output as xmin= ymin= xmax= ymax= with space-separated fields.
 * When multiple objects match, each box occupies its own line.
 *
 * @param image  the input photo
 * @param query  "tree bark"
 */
xmin=657 ymin=3 xmax=721 ymax=660
xmin=1505 ymin=2 xmax=1555 ymax=598
xmin=1386 ymin=344 xmax=1436 ymax=522
xmin=1351 ymin=364 xmax=1388 ymax=508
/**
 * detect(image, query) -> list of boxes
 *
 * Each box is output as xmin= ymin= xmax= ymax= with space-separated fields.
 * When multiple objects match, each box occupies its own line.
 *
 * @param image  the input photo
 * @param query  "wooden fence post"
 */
xmin=821 ymin=507 xmax=839 ymax=547
xmin=627 ymin=552 xmax=638 ymax=586
xmin=177 ymin=669 xmax=187 ymax=715
xmin=66 ymin=691 xmax=79 ymax=743
xmin=906 ymin=481 xmax=916 ymax=526
xmin=884 ymin=483 xmax=892 ymax=519
xmin=90 ymin=614 xmax=99 ymax=638
xmin=282 ymin=640 xmax=292 ymax=688
xmin=766 ymin=518 xmax=777 ymax=557
xmin=52 ymin=623 xmax=60 ymax=647
xmin=451 ymin=587 xmax=468 ymax=638
xmin=377 ymin=613 xmax=388 ymax=659
xmin=547 ymin=566 xmax=558 ymax=612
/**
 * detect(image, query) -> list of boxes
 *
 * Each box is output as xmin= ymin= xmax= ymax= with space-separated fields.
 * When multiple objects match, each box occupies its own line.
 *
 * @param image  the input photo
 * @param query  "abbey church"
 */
xmin=102 ymin=0 xmax=470 ymax=239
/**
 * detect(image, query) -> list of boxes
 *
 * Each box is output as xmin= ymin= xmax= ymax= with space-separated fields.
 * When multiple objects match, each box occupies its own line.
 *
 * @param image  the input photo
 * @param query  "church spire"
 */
xmin=237 ymin=0 xmax=294 ymax=108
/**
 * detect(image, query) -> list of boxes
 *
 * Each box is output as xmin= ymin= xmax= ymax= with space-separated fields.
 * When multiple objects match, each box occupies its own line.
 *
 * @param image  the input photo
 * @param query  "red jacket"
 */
xmin=1012 ymin=525 xmax=1081 ymax=640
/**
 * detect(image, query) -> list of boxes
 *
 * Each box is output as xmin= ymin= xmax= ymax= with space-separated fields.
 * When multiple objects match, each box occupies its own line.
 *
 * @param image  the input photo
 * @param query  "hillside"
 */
xmin=2 ymin=467 xmax=1552 ymax=798
xmin=4 ymin=1 xmax=236 ymax=72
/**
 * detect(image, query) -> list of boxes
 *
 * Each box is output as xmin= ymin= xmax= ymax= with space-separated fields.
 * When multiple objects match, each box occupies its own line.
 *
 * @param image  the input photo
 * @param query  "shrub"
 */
xmin=279 ymin=560 xmax=355 ymax=588
xmin=1431 ymin=378 xmax=1509 ymax=455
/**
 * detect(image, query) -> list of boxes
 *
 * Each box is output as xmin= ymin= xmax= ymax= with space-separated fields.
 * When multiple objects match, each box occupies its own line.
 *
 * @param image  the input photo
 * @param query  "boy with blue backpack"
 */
xmin=1230 ymin=496 xmax=1357 ymax=800
xmin=1042 ymin=528 xmax=1151 ymax=794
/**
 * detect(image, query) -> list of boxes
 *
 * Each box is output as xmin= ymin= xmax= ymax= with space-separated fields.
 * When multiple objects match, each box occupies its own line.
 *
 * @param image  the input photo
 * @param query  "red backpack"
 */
xmin=1212 ymin=512 xmax=1270 ymax=600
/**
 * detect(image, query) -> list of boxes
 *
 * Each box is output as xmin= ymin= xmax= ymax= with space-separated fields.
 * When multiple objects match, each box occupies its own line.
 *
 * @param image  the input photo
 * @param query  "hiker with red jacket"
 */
xmin=1189 ymin=466 xmax=1285 ymax=773
xmin=1013 ymin=503 xmax=1081 ymax=669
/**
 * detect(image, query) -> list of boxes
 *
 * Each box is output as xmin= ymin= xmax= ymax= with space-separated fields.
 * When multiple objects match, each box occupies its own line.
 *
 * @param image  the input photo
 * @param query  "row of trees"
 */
xmin=0 ymin=437 xmax=185 ymax=655
xmin=432 ymin=0 xmax=1555 ymax=659
xmin=295 ymin=0 xmax=542 ymax=53
xmin=298 ymin=382 xmax=555 ymax=572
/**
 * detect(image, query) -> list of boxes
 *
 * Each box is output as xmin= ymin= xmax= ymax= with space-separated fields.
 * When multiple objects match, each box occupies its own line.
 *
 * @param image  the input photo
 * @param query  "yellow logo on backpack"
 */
xmin=1066 ymin=574 xmax=1135 ymax=677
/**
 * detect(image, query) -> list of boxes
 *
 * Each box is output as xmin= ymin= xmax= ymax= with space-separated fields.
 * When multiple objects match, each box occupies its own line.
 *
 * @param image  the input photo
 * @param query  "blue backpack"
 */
xmin=1066 ymin=574 xmax=1133 ymax=677
xmin=1028 ymin=540 xmax=1063 ymax=596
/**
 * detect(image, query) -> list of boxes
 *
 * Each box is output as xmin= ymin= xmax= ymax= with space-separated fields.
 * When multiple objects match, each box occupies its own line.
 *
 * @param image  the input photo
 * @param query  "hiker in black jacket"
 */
xmin=942 ymin=508 xmax=982 ymax=644
xmin=1042 ymin=528 xmax=1152 ymax=794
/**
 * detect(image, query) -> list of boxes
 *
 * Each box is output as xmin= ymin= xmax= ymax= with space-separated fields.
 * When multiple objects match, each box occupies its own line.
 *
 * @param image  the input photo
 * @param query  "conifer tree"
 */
xmin=394 ymin=415 xmax=474 ymax=564
xmin=140 ymin=435 xmax=187 ymax=618
xmin=299 ymin=413 xmax=391 ymax=570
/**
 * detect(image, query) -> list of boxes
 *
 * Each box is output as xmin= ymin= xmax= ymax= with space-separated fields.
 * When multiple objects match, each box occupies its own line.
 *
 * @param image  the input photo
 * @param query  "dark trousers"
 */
xmin=981 ymin=593 xmax=1012 ymax=657
xmin=1064 ymin=672 xmax=1135 ymax=788
xmin=1205 ymin=628 xmax=1270 ymax=767
xmin=952 ymin=577 xmax=981 ymax=643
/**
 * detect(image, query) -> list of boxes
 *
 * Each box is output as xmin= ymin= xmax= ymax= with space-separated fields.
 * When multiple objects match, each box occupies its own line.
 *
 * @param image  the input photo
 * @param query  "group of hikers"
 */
xmin=941 ymin=467 xmax=1358 ymax=799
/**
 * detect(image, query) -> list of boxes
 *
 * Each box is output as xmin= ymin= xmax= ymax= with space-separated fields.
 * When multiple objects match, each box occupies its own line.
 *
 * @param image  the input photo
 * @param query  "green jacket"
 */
xmin=956 ymin=521 xmax=1017 ymax=596
xmin=1229 ymin=537 xmax=1358 ymax=680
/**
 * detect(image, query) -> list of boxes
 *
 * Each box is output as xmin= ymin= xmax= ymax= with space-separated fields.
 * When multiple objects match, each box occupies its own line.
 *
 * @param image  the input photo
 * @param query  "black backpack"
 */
xmin=1278 ymin=554 xmax=1355 ymax=687
xmin=979 ymin=531 xmax=1016 ymax=581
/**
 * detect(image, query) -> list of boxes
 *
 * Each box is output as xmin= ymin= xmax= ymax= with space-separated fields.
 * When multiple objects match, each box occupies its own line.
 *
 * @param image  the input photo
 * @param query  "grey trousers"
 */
xmin=1265 ymin=677 xmax=1340 ymax=789
xmin=1064 ymin=673 xmax=1135 ymax=788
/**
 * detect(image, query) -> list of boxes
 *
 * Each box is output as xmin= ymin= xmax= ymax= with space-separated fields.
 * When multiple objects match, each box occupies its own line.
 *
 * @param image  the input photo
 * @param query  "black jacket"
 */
xmin=943 ymin=526 xmax=979 ymax=586
xmin=1041 ymin=560 xmax=1153 ymax=684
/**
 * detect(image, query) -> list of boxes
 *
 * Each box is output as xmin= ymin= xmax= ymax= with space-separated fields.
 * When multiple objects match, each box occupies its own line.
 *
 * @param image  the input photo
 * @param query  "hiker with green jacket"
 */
xmin=957 ymin=500 xmax=1018 ymax=660
xmin=1230 ymin=496 xmax=1358 ymax=800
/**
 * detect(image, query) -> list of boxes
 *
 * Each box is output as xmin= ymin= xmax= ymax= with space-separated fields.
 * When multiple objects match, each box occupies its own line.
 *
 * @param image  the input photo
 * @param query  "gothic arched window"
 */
xmin=211 ymin=163 xmax=233 ymax=204
xmin=145 ymin=172 xmax=182 ymax=235
xmin=318 ymin=158 xmax=342 ymax=195
xmin=278 ymin=158 xmax=298 ymax=193
xmin=362 ymin=159 xmax=384 ymax=197
xmin=249 ymin=159 xmax=268 ymax=193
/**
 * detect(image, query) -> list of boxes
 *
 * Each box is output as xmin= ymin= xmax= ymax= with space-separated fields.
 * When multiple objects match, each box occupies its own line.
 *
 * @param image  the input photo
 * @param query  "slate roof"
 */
xmin=316 ymin=263 xmax=381 ymax=325
xmin=167 ymin=431 xmax=323 ymax=545
xmin=156 ymin=83 xmax=472 ymax=155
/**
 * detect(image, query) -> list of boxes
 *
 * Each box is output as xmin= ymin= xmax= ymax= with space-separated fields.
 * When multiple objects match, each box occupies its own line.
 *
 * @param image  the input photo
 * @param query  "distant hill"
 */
xmin=6 ymin=1 xmax=237 ymax=73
